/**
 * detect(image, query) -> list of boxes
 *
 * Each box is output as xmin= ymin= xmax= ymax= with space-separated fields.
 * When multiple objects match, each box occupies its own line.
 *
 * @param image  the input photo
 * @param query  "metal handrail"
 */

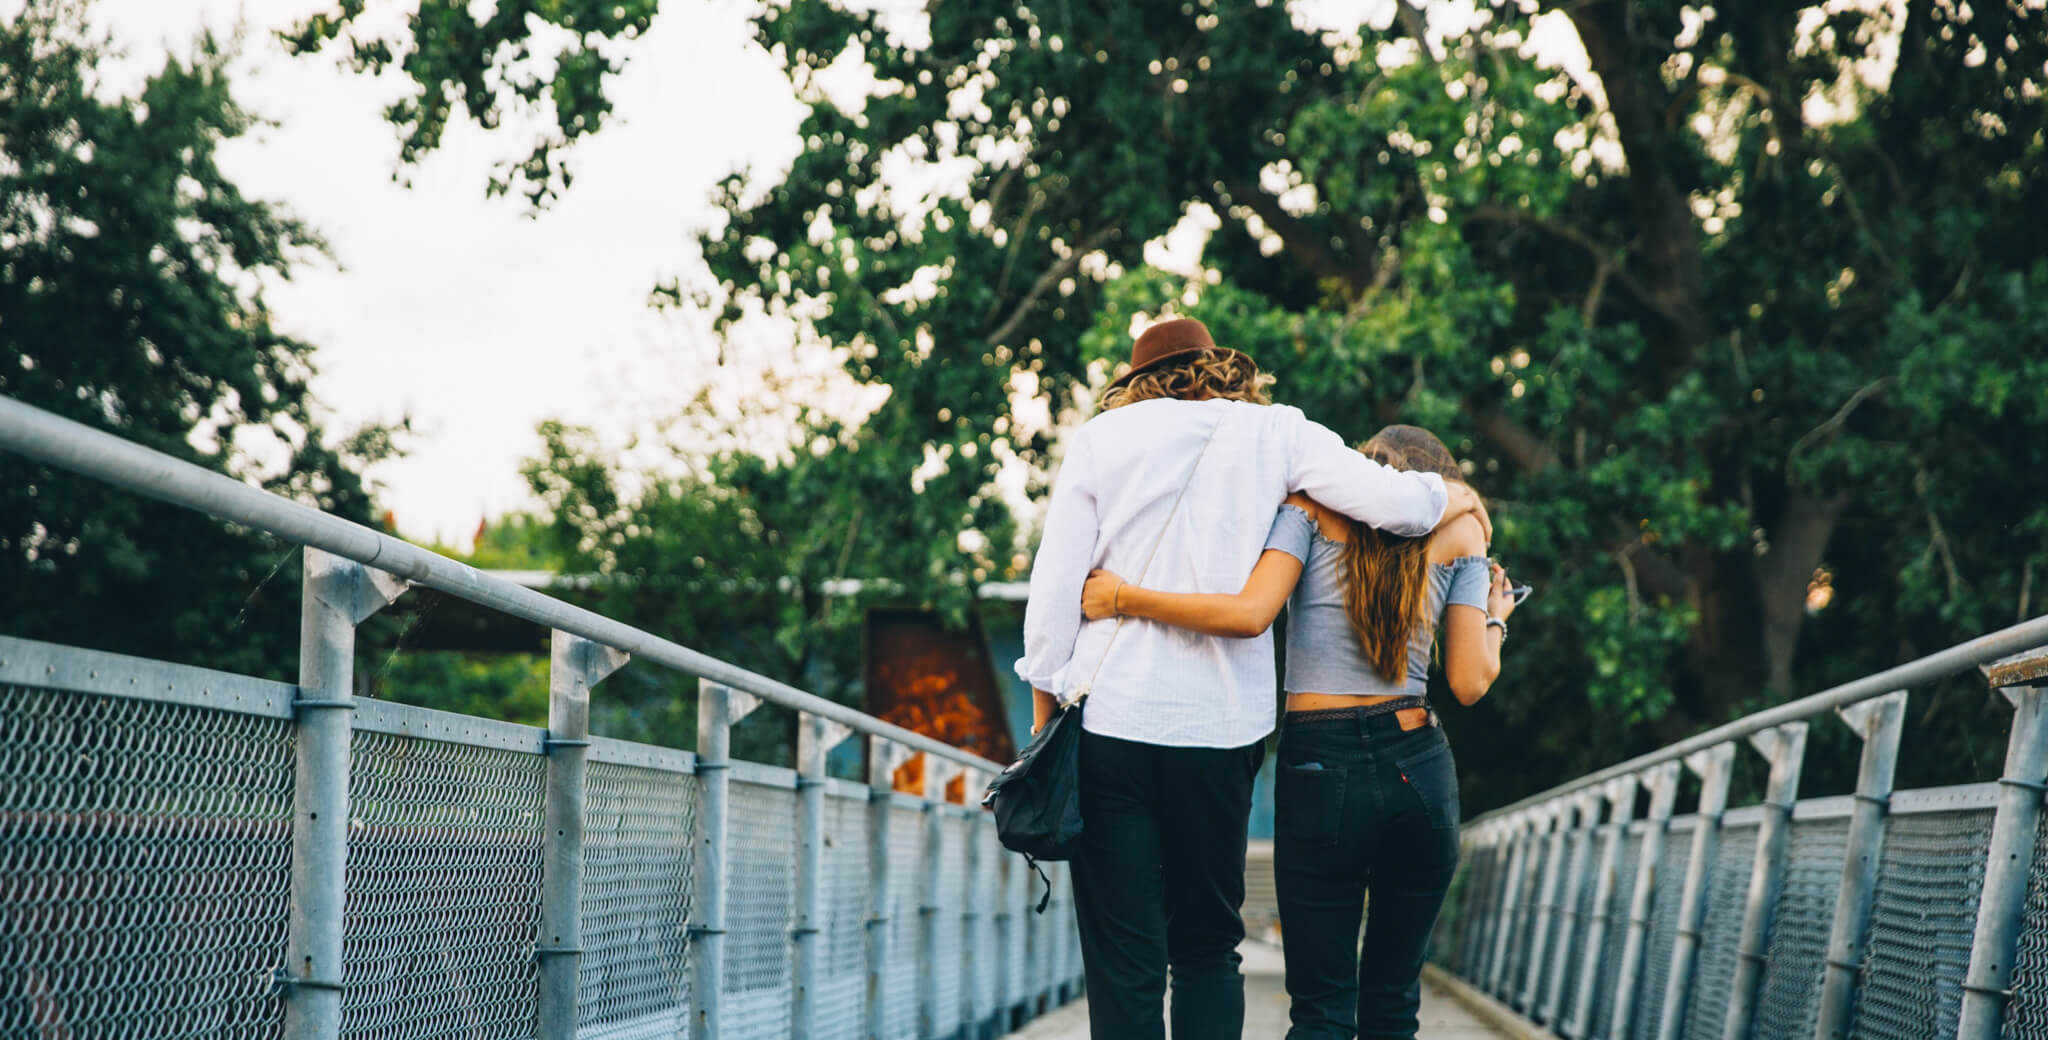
xmin=0 ymin=395 xmax=1003 ymax=774
xmin=1468 ymin=610 xmax=2048 ymax=826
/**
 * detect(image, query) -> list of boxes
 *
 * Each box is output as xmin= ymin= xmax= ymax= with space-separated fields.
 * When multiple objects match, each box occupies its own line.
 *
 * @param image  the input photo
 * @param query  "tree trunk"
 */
xmin=1755 ymin=491 xmax=1849 ymax=696
xmin=1563 ymin=1 xmax=1771 ymax=727
xmin=1683 ymin=544 xmax=1770 ymax=724
xmin=1563 ymin=2 xmax=1710 ymax=384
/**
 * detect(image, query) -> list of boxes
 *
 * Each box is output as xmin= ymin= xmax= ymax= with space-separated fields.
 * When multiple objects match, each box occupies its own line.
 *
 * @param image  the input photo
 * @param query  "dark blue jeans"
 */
xmin=1274 ymin=711 xmax=1461 ymax=1040
xmin=1070 ymin=729 xmax=1267 ymax=1040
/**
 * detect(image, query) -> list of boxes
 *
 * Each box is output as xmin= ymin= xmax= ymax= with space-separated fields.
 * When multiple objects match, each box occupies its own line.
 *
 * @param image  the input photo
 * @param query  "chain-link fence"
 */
xmin=1433 ymin=627 xmax=2048 ymax=1040
xmin=0 ymin=633 xmax=1082 ymax=1040
xmin=0 ymin=390 xmax=1089 ymax=1040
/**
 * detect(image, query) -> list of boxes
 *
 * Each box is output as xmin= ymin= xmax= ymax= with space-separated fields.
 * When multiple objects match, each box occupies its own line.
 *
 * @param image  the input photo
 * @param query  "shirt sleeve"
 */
xmin=1444 ymin=555 xmax=1493 ymax=612
xmin=1262 ymin=504 xmax=1315 ymax=562
xmin=1014 ymin=429 xmax=1101 ymax=691
xmin=1281 ymin=408 xmax=1447 ymax=537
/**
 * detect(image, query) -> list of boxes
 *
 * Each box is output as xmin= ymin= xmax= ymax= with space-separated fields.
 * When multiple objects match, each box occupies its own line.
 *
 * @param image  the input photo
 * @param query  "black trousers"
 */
xmin=1274 ymin=711 xmax=1461 ymax=1040
xmin=1070 ymin=728 xmax=1267 ymax=1040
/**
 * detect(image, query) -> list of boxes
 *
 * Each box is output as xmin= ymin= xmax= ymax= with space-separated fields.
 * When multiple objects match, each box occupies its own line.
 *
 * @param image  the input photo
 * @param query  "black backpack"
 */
xmin=981 ymin=694 xmax=1087 ymax=911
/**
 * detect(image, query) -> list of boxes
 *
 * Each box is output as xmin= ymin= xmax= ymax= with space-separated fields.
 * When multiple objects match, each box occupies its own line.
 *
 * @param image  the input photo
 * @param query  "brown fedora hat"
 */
xmin=1108 ymin=317 xmax=1256 ymax=390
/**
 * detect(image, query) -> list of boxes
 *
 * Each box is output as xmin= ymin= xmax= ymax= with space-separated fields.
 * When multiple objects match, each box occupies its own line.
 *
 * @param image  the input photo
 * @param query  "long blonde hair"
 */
xmin=1339 ymin=426 xmax=1469 ymax=681
xmin=1099 ymin=349 xmax=1273 ymax=411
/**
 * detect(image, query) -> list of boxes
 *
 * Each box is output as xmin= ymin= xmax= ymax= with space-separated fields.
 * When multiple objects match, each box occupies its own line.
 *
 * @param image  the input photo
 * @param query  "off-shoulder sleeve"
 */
xmin=1444 ymin=555 xmax=1492 ymax=612
xmin=1262 ymin=504 xmax=1315 ymax=563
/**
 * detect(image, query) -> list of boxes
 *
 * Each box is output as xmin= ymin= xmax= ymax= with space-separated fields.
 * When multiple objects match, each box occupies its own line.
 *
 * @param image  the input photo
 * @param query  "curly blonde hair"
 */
xmin=1099 ymin=349 xmax=1273 ymax=411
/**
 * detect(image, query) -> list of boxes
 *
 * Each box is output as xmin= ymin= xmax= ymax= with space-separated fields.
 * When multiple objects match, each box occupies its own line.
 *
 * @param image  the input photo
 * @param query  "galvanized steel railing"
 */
xmin=0 ymin=395 xmax=1084 ymax=1039
xmin=1434 ymin=617 xmax=2048 ymax=1040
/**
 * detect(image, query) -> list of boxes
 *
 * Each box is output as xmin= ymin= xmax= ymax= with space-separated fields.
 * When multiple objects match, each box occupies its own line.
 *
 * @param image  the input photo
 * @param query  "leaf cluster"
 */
xmin=1 ymin=1 xmax=393 ymax=680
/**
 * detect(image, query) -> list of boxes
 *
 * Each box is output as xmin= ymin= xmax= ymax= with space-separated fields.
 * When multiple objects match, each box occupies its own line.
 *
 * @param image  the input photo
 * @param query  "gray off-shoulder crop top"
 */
xmin=1263 ymin=503 xmax=1491 ymax=696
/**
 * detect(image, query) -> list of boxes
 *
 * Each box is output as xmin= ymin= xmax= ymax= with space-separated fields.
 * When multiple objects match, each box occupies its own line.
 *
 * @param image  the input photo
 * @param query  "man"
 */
xmin=1014 ymin=317 xmax=1486 ymax=1039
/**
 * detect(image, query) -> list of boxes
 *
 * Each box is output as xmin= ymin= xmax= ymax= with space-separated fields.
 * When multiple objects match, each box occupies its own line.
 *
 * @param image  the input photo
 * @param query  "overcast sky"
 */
xmin=56 ymin=0 xmax=810 ymax=548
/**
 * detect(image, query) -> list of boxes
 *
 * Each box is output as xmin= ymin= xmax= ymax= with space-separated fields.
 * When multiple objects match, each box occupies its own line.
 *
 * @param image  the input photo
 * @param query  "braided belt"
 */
xmin=1285 ymin=695 xmax=1432 ymax=726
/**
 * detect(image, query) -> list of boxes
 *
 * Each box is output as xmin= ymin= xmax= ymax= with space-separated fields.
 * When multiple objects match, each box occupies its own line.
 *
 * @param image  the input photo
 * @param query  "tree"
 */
xmin=510 ymin=417 xmax=887 ymax=763
xmin=295 ymin=0 xmax=2048 ymax=809
xmin=1 ymin=1 xmax=390 ymax=681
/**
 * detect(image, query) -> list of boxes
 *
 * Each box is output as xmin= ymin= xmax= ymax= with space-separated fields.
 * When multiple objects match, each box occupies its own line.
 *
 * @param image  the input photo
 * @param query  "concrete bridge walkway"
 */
xmin=1001 ymin=940 xmax=1520 ymax=1040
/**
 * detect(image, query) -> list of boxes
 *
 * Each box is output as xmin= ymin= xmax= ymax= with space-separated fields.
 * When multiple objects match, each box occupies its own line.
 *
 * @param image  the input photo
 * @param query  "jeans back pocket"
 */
xmin=1395 ymin=739 xmax=1461 ymax=831
xmin=1276 ymin=760 xmax=1347 ymax=849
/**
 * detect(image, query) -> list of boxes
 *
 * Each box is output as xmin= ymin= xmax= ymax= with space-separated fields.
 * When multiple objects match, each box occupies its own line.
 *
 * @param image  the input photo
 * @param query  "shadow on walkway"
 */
xmin=1001 ymin=941 xmax=1517 ymax=1039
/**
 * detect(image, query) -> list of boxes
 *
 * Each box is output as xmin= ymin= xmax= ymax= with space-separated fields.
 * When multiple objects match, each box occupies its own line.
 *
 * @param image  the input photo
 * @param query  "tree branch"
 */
xmin=1615 ymin=545 xmax=1644 ymax=622
xmin=1464 ymin=204 xmax=1684 ymax=327
xmin=983 ymin=226 xmax=1115 ymax=349
xmin=984 ymin=188 xmax=1047 ymax=323
xmin=1581 ymin=259 xmax=1611 ymax=326
xmin=1616 ymin=535 xmax=1691 ymax=602
xmin=1786 ymin=376 xmax=1890 ymax=474
xmin=1223 ymin=180 xmax=1371 ymax=298
xmin=1464 ymin=401 xmax=1561 ymax=475
xmin=1392 ymin=1 xmax=1439 ymax=68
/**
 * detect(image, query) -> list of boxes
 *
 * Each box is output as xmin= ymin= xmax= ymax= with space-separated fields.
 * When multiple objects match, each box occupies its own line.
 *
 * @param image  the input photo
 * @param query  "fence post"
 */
xmin=1510 ymin=805 xmax=1561 ymax=1002
xmin=1457 ymin=824 xmax=1499 ymax=980
xmin=1521 ymin=800 xmax=1574 ymax=1011
xmin=922 ymin=756 xmax=966 ymax=1038
xmin=692 ymin=680 xmax=761 ymax=1040
xmin=1478 ymin=820 xmax=1514 ymax=985
xmin=1655 ymin=742 xmax=1736 ymax=1040
xmin=793 ymin=712 xmax=855 ymax=1040
xmin=537 ymin=634 xmax=627 ymax=1040
xmin=1566 ymin=775 xmax=1640 ymax=1040
xmin=1541 ymin=789 xmax=1605 ymax=1025
xmin=959 ymin=769 xmax=992 ymax=1039
xmin=998 ymin=840 xmax=1025 ymax=1028
xmin=281 ymin=549 xmax=403 ymax=1040
xmin=866 ymin=737 xmax=915 ymax=1040
xmin=1608 ymin=760 xmax=1682 ymax=1040
xmin=1721 ymin=721 xmax=1809 ymax=1040
xmin=1487 ymin=810 xmax=1538 ymax=997
xmin=1027 ymin=863 xmax=1048 ymax=1011
xmin=1814 ymin=689 xmax=1906 ymax=1040
xmin=1957 ymin=666 xmax=2048 ymax=1040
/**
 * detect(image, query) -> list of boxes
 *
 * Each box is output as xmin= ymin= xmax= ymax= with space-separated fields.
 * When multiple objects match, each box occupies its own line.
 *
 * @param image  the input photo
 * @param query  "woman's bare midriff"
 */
xmin=1286 ymin=691 xmax=1432 ymax=730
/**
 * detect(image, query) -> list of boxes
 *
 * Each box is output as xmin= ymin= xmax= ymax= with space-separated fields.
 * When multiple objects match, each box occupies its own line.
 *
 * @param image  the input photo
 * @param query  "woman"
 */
xmin=1078 ymin=424 xmax=1519 ymax=1040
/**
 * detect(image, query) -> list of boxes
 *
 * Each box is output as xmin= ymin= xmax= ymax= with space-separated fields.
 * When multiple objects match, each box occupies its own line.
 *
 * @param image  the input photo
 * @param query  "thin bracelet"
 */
xmin=1485 ymin=616 xmax=1508 ymax=642
xmin=1112 ymin=580 xmax=1124 ymax=616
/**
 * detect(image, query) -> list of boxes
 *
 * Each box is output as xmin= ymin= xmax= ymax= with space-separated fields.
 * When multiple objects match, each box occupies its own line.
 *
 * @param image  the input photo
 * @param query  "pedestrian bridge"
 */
xmin=1435 ymin=627 xmax=2048 ymax=1040
xmin=5 ymin=393 xmax=2048 ymax=1040
xmin=0 ymin=396 xmax=1081 ymax=1040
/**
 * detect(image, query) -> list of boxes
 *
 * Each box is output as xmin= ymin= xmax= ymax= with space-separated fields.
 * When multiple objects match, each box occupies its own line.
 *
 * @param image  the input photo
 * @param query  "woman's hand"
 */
xmin=1442 ymin=482 xmax=1494 ymax=545
xmin=1081 ymin=569 xmax=1127 ymax=620
xmin=1486 ymin=562 xmax=1520 ymax=622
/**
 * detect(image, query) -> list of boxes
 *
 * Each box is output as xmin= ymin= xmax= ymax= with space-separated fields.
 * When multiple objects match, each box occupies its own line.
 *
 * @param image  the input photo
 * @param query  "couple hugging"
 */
xmin=1015 ymin=317 xmax=1522 ymax=1040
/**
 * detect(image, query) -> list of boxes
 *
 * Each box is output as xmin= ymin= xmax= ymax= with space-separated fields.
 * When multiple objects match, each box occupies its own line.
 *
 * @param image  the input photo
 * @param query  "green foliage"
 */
xmin=373 ymin=651 xmax=551 ymax=727
xmin=282 ymin=0 xmax=660 ymax=204
xmin=513 ymin=420 xmax=876 ymax=762
xmin=307 ymin=0 xmax=2048 ymax=810
xmin=0 ymin=0 xmax=389 ymax=680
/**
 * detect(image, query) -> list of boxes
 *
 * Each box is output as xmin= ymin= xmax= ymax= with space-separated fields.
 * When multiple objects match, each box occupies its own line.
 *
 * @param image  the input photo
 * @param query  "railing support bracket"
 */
xmin=1957 ymin=683 xmax=2048 ymax=1040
